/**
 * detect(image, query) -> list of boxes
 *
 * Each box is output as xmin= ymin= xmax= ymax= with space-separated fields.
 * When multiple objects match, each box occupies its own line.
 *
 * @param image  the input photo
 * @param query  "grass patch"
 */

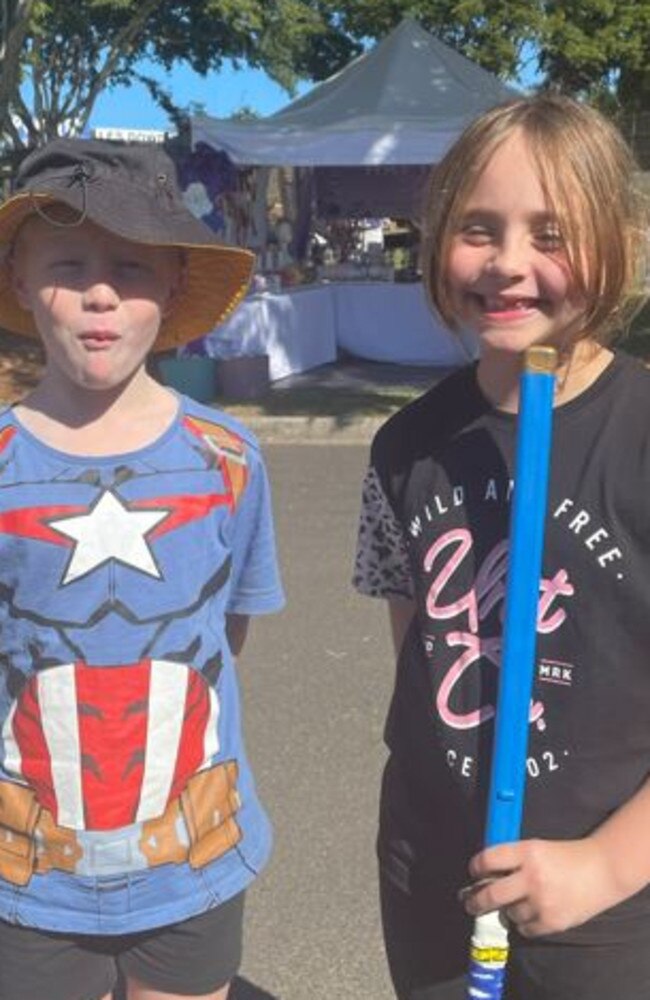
xmin=215 ymin=382 xmax=425 ymax=426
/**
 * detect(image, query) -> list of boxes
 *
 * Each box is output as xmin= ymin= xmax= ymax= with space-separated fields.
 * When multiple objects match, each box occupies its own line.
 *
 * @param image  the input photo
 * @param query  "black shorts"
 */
xmin=0 ymin=890 xmax=245 ymax=1000
xmin=380 ymin=869 xmax=650 ymax=1000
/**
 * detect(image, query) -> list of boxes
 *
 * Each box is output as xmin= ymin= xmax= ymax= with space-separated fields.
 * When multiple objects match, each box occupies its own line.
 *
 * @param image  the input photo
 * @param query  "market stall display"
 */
xmin=175 ymin=19 xmax=516 ymax=377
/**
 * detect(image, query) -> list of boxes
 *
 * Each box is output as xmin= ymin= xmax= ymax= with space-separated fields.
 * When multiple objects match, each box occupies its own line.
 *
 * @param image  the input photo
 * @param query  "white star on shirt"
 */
xmin=50 ymin=490 xmax=169 ymax=584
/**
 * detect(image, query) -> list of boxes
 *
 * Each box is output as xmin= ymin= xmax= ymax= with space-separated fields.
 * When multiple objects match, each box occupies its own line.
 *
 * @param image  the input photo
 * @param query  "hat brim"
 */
xmin=0 ymin=193 xmax=255 ymax=352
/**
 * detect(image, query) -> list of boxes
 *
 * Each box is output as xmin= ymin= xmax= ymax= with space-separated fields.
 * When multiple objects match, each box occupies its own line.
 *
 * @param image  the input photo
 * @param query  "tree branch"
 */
xmin=0 ymin=0 xmax=37 ymax=140
xmin=81 ymin=0 xmax=161 ymax=114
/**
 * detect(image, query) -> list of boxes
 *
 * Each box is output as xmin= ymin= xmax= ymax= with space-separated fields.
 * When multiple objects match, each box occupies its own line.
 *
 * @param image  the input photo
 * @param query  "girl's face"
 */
xmin=446 ymin=131 xmax=586 ymax=358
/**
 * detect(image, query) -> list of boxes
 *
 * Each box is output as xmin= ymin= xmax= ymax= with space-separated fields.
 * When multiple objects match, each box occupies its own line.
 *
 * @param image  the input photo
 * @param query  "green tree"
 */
xmin=1 ymin=0 xmax=358 ymax=152
xmin=539 ymin=1 xmax=650 ymax=112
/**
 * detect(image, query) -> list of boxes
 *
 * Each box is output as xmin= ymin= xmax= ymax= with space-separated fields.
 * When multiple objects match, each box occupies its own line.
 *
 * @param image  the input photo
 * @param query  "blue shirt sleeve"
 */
xmin=227 ymin=445 xmax=285 ymax=615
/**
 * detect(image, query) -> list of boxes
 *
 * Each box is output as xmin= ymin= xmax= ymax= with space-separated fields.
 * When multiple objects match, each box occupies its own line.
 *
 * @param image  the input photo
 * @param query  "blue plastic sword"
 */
xmin=466 ymin=345 xmax=558 ymax=1000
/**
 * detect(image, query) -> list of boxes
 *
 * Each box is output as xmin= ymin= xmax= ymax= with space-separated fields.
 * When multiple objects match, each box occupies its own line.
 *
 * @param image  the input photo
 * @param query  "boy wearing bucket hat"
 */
xmin=0 ymin=138 xmax=284 ymax=1000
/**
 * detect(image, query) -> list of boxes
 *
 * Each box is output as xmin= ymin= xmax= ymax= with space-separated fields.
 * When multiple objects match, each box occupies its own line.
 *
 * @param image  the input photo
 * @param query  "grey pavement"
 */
xmin=229 ymin=363 xmax=453 ymax=999
xmin=232 ymin=442 xmax=396 ymax=1000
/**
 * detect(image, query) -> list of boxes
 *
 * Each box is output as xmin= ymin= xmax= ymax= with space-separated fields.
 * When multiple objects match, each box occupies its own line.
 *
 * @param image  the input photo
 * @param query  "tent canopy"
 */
xmin=191 ymin=19 xmax=519 ymax=167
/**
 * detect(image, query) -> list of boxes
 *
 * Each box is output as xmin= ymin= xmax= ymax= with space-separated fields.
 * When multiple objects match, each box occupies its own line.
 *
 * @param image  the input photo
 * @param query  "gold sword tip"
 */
xmin=523 ymin=345 xmax=558 ymax=374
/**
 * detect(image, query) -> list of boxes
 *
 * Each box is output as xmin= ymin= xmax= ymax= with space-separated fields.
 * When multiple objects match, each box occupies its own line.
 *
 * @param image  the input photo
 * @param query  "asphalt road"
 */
xmin=232 ymin=442 xmax=396 ymax=1000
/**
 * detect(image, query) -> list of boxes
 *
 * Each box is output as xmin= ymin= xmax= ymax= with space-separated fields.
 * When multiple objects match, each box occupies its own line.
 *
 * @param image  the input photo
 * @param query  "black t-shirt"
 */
xmin=355 ymin=351 xmax=650 ymax=944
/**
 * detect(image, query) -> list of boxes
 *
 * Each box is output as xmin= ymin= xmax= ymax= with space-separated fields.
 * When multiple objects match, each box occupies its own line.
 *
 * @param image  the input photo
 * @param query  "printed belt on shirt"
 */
xmin=0 ymin=762 xmax=242 ymax=885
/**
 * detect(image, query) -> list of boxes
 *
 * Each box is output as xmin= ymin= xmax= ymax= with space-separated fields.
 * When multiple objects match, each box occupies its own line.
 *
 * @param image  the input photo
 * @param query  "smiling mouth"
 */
xmin=481 ymin=295 xmax=540 ymax=312
xmin=468 ymin=293 xmax=545 ymax=319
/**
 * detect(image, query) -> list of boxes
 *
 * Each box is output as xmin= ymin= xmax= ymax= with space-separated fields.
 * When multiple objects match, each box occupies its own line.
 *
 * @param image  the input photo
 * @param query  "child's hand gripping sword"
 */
xmin=465 ymin=345 xmax=558 ymax=999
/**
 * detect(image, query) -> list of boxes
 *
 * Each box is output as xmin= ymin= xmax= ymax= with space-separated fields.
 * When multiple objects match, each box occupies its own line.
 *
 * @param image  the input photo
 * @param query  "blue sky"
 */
xmin=89 ymin=60 xmax=310 ymax=131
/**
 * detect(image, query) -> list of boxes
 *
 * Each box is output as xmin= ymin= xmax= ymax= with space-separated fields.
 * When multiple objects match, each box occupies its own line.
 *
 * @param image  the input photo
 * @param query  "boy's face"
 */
xmin=11 ymin=215 xmax=182 ymax=393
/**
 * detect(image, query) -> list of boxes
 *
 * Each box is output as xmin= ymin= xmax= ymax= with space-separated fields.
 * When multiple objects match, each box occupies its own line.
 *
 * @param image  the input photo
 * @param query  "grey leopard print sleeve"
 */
xmin=353 ymin=465 xmax=414 ymax=599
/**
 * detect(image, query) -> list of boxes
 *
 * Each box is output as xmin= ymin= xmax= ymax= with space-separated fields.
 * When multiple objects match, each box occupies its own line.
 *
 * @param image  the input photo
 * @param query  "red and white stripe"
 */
xmin=2 ymin=659 xmax=220 ymax=831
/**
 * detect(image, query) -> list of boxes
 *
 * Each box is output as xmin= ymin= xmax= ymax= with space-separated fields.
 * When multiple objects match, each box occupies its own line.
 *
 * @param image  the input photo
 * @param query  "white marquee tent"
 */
xmin=190 ymin=18 xmax=518 ymax=167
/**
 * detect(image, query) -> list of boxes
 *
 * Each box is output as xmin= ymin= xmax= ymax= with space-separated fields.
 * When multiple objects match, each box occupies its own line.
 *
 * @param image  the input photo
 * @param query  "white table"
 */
xmin=201 ymin=285 xmax=337 ymax=382
xmin=199 ymin=282 xmax=476 ymax=381
xmin=330 ymin=281 xmax=476 ymax=366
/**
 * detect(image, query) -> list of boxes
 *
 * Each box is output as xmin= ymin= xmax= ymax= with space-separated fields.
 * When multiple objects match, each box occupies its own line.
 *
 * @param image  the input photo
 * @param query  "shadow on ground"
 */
xmin=223 ymin=383 xmax=423 ymax=426
xmin=216 ymin=358 xmax=449 ymax=428
xmin=231 ymin=975 xmax=280 ymax=999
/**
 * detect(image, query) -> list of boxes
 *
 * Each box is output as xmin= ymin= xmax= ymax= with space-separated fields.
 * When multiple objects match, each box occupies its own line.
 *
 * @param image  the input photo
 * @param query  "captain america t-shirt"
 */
xmin=0 ymin=394 xmax=284 ymax=934
xmin=354 ymin=351 xmax=650 ymax=944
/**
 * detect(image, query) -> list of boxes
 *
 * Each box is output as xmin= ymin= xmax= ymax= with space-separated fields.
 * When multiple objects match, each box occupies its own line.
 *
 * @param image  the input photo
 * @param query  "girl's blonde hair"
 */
xmin=421 ymin=93 xmax=649 ymax=345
